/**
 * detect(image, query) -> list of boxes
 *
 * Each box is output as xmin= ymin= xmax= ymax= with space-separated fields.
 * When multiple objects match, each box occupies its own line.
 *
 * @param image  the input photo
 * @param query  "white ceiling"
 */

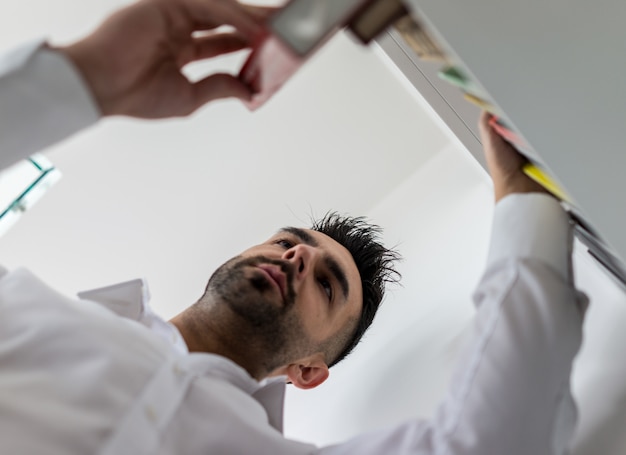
xmin=0 ymin=0 xmax=452 ymax=314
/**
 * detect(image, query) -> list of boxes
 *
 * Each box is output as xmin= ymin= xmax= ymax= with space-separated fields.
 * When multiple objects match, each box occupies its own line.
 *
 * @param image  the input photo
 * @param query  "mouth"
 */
xmin=256 ymin=264 xmax=287 ymax=302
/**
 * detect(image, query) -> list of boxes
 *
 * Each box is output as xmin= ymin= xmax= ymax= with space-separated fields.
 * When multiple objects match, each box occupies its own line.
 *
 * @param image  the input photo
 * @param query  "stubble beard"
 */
xmin=206 ymin=255 xmax=309 ymax=372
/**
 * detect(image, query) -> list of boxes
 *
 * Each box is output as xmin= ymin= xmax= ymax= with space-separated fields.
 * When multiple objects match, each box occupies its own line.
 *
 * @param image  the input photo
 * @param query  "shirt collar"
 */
xmin=77 ymin=278 xmax=146 ymax=320
xmin=77 ymin=278 xmax=288 ymax=433
xmin=183 ymin=353 xmax=288 ymax=432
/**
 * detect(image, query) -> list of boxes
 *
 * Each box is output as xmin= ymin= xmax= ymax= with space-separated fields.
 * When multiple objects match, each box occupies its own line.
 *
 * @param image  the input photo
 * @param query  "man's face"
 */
xmin=205 ymin=227 xmax=363 ymax=371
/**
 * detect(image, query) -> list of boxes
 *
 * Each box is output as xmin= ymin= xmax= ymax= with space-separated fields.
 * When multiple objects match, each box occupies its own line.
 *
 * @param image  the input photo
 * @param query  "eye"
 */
xmin=274 ymin=238 xmax=294 ymax=249
xmin=319 ymin=277 xmax=333 ymax=302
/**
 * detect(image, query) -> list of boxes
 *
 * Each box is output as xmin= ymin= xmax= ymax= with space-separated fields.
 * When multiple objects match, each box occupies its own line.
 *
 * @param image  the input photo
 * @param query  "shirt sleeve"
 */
xmin=319 ymin=193 xmax=587 ymax=455
xmin=0 ymin=40 xmax=101 ymax=171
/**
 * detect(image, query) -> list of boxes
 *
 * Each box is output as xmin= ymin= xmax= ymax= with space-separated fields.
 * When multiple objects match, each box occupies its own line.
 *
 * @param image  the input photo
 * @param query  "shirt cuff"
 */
xmin=487 ymin=193 xmax=572 ymax=282
xmin=0 ymin=40 xmax=101 ymax=169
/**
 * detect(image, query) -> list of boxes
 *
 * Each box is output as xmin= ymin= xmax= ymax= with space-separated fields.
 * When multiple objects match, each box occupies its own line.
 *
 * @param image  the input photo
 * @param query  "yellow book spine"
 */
xmin=522 ymin=163 xmax=569 ymax=202
xmin=463 ymin=93 xmax=496 ymax=113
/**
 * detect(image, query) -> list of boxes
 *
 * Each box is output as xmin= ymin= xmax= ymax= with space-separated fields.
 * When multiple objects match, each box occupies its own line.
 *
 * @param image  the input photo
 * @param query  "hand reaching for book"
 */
xmin=478 ymin=112 xmax=549 ymax=202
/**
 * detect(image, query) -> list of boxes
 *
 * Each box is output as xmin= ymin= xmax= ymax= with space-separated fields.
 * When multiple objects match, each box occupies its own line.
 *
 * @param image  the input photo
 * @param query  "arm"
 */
xmin=0 ymin=0 xmax=270 ymax=170
xmin=319 ymin=114 xmax=586 ymax=454
xmin=423 ymin=192 xmax=584 ymax=454
xmin=0 ymin=41 xmax=99 ymax=170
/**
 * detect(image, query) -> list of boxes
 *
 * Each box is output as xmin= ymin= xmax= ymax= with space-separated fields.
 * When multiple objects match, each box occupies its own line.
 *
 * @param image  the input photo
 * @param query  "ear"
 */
xmin=284 ymin=353 xmax=329 ymax=390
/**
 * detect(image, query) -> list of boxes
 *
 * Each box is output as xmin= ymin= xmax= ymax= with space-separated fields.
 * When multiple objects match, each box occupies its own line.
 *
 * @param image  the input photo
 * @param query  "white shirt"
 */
xmin=0 ymin=40 xmax=99 ymax=171
xmin=0 ymin=41 xmax=587 ymax=455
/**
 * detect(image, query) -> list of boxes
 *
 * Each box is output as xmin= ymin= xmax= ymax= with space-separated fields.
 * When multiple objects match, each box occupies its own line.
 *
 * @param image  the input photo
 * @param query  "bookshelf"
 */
xmin=377 ymin=0 xmax=626 ymax=287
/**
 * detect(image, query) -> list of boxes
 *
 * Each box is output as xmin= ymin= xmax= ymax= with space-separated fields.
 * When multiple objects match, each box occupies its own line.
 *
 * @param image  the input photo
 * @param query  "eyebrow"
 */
xmin=279 ymin=226 xmax=350 ymax=301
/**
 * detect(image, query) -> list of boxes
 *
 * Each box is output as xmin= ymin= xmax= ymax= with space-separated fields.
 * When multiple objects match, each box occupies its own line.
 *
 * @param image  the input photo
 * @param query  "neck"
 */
xmin=169 ymin=305 xmax=269 ymax=381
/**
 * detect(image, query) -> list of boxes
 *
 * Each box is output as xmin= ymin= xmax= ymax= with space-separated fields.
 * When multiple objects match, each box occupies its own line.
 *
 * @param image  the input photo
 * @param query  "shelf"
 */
xmin=378 ymin=1 xmax=626 ymax=288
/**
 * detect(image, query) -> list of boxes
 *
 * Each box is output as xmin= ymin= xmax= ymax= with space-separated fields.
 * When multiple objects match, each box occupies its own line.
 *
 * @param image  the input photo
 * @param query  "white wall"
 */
xmin=281 ymin=140 xmax=626 ymax=455
xmin=570 ymin=248 xmax=626 ymax=455
xmin=280 ymin=127 xmax=626 ymax=455
xmin=284 ymin=141 xmax=495 ymax=445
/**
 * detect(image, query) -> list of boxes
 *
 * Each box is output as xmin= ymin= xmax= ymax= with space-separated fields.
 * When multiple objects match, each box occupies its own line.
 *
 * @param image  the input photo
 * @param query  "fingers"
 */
xmin=479 ymin=112 xmax=514 ymax=160
xmin=177 ymin=32 xmax=250 ymax=66
xmin=192 ymin=73 xmax=254 ymax=108
xmin=478 ymin=111 xmax=495 ymax=149
xmin=238 ymin=3 xmax=279 ymax=21
xmin=479 ymin=112 xmax=525 ymax=177
xmin=195 ymin=32 xmax=250 ymax=59
xmin=478 ymin=111 xmax=548 ymax=201
xmin=182 ymin=0 xmax=269 ymax=40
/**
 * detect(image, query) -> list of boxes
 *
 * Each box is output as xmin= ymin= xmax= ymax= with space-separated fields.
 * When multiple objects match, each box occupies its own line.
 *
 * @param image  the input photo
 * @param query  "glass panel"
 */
xmin=0 ymin=154 xmax=62 ymax=237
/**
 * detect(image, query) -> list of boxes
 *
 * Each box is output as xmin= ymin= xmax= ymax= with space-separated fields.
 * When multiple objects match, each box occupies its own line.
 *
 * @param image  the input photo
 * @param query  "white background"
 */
xmin=1 ymin=1 xmax=626 ymax=453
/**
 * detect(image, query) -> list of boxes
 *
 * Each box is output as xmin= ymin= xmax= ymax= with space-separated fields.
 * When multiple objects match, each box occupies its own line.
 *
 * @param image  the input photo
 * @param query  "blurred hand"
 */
xmin=478 ymin=112 xmax=549 ymax=202
xmin=60 ymin=0 xmax=273 ymax=118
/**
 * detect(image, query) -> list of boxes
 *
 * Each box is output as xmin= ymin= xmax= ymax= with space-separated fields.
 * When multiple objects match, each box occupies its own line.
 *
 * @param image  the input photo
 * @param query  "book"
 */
xmin=239 ymin=0 xmax=372 ymax=110
xmin=348 ymin=0 xmax=407 ymax=44
xmin=393 ymin=15 xmax=446 ymax=61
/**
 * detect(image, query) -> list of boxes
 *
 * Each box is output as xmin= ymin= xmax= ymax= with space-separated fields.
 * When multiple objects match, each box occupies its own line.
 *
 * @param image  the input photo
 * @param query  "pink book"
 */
xmin=239 ymin=33 xmax=304 ymax=111
xmin=238 ymin=0 xmax=370 ymax=110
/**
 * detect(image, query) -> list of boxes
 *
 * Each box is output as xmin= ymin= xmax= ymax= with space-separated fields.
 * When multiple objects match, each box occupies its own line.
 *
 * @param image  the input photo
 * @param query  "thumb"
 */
xmin=192 ymin=73 xmax=253 ymax=109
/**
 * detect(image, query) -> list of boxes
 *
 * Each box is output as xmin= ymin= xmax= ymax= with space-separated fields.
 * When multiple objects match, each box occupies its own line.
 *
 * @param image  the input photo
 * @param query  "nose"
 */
xmin=282 ymin=244 xmax=318 ymax=280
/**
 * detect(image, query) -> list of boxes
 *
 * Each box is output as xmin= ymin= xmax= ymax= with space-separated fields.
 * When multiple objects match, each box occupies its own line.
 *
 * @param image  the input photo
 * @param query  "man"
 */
xmin=170 ymin=212 xmax=400 ymax=384
xmin=0 ymin=0 xmax=587 ymax=454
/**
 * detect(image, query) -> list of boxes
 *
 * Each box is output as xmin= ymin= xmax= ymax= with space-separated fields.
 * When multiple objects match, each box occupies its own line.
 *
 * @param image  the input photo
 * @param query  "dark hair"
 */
xmin=311 ymin=212 xmax=401 ymax=367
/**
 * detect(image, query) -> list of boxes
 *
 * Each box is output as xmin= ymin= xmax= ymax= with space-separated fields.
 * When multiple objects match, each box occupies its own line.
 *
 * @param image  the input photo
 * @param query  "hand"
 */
xmin=478 ymin=112 xmax=549 ymax=202
xmin=60 ymin=0 xmax=273 ymax=118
